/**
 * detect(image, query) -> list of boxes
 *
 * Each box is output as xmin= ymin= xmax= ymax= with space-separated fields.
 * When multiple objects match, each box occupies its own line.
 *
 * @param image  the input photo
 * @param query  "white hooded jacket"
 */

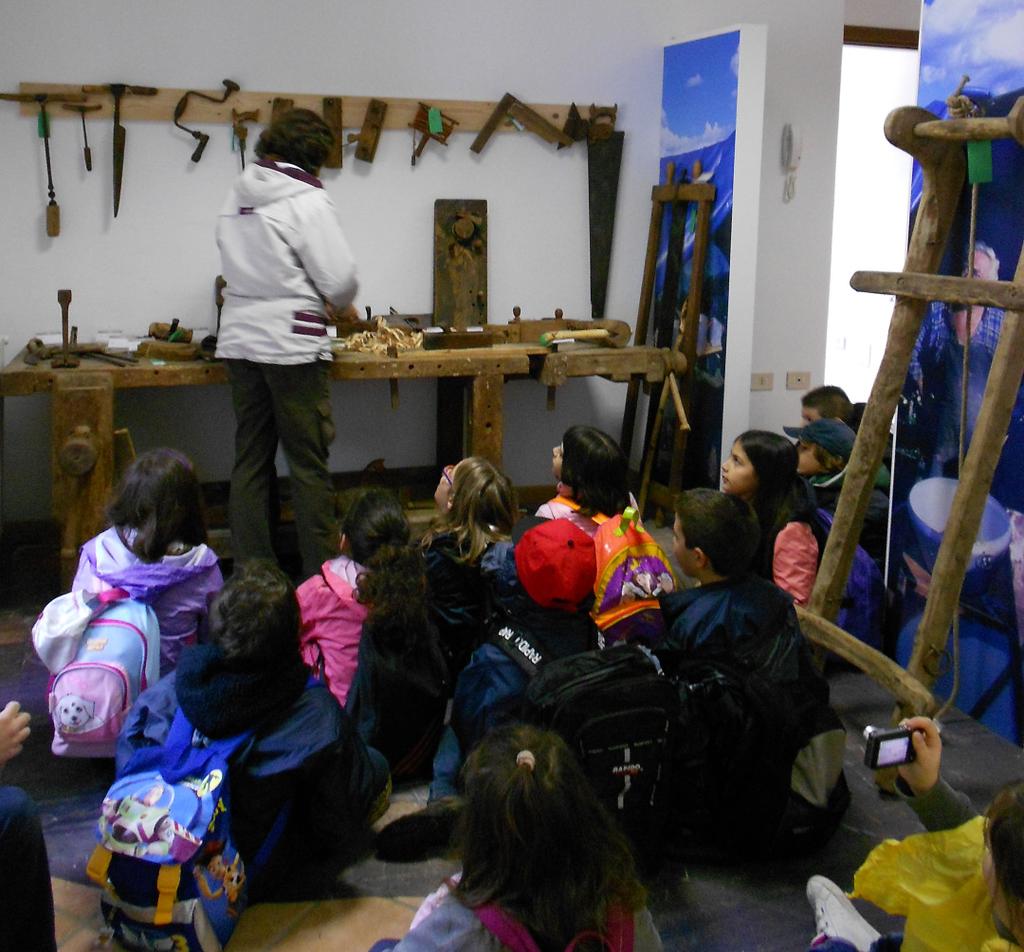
xmin=215 ymin=160 xmax=358 ymax=364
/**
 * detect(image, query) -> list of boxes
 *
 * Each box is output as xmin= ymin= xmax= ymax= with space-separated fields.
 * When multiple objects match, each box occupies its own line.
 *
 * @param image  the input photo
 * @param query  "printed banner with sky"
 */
xmin=891 ymin=0 xmax=1024 ymax=742
xmin=655 ymin=30 xmax=739 ymax=488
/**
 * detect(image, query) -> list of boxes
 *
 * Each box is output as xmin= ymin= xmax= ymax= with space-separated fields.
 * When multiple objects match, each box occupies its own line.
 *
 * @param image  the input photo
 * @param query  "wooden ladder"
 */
xmin=800 ymin=98 xmax=1024 ymax=718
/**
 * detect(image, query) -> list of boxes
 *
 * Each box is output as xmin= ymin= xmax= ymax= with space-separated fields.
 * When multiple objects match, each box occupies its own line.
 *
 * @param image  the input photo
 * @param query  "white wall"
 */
xmin=0 ymin=0 xmax=845 ymax=521
xmin=825 ymin=45 xmax=919 ymax=404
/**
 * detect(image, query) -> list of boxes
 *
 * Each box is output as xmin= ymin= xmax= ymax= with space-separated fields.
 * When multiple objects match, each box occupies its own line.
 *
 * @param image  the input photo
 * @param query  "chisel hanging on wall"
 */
xmin=63 ymin=102 xmax=102 ymax=172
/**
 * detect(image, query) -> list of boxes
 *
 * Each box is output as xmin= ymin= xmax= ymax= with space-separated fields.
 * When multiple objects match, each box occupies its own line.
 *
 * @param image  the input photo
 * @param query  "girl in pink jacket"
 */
xmin=298 ymin=490 xmax=447 ymax=777
xmin=721 ymin=430 xmax=822 ymax=606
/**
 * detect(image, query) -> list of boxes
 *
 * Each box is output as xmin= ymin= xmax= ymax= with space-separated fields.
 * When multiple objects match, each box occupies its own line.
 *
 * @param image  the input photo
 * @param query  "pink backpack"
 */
xmin=35 ymin=592 xmax=160 ymax=758
xmin=474 ymin=904 xmax=634 ymax=952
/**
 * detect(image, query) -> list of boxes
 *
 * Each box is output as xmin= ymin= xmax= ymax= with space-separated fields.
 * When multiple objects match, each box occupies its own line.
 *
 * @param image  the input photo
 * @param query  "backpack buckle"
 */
xmin=86 ymin=844 xmax=112 ymax=886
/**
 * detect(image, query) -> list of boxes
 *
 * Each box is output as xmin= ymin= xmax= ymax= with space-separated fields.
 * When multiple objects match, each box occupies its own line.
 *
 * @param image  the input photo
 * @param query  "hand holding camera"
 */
xmin=897 ymin=716 xmax=942 ymax=796
xmin=863 ymin=715 xmax=941 ymax=795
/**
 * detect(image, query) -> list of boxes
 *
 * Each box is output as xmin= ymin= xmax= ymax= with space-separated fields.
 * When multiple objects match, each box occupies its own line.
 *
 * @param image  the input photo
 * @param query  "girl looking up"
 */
xmin=297 ymin=489 xmax=448 ymax=780
xmin=721 ymin=430 xmax=820 ymax=606
xmin=536 ymin=425 xmax=629 ymax=535
xmin=73 ymin=448 xmax=223 ymax=674
xmin=422 ymin=457 xmax=517 ymax=680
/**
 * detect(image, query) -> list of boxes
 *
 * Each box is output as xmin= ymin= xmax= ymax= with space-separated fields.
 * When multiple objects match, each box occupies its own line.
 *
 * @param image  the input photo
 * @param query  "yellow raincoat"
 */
xmin=852 ymin=815 xmax=1020 ymax=952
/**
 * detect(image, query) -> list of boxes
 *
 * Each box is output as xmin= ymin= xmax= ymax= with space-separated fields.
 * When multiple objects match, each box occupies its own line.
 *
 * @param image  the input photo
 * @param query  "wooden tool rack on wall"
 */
xmin=16 ymin=82 xmax=613 ymax=151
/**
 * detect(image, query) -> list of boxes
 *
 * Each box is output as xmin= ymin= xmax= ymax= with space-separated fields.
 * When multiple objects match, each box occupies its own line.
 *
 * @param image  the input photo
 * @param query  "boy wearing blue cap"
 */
xmin=784 ymin=418 xmax=889 ymax=568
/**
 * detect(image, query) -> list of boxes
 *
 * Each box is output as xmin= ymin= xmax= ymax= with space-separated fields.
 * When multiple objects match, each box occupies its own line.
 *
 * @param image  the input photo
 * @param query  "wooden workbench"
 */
xmin=1 ymin=342 xmax=679 ymax=580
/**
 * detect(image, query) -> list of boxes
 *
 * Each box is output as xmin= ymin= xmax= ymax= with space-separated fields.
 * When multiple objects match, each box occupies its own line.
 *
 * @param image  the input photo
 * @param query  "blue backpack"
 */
xmin=87 ymin=707 xmax=289 ymax=951
xmin=815 ymin=508 xmax=885 ymax=650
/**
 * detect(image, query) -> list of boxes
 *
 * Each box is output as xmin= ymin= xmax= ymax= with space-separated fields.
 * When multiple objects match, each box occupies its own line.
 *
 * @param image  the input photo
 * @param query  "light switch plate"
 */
xmin=751 ymin=372 xmax=774 ymax=391
xmin=786 ymin=371 xmax=810 ymax=390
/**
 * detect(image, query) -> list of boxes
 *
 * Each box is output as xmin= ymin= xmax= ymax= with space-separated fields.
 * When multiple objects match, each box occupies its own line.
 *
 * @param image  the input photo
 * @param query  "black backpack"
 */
xmin=664 ymin=652 xmax=848 ymax=861
xmin=521 ymin=644 xmax=679 ymax=869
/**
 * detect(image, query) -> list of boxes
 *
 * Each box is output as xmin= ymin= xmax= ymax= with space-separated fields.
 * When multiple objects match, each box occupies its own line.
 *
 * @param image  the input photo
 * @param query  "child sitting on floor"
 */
xmin=807 ymin=716 xmax=1024 ymax=951
xmin=661 ymin=488 xmax=805 ymax=680
xmin=660 ymin=488 xmax=848 ymax=857
xmin=117 ymin=561 xmax=390 ymax=896
xmin=535 ymin=425 xmax=629 ymax=536
xmin=721 ymin=429 xmax=822 ymax=606
xmin=434 ymin=517 xmax=598 ymax=800
xmin=421 ymin=457 xmax=517 ymax=681
xmin=298 ymin=488 xmax=448 ymax=780
xmin=73 ymin=448 xmax=223 ymax=674
xmin=801 ymin=385 xmax=856 ymax=427
xmin=783 ymin=417 xmax=890 ymax=569
xmin=372 ymin=724 xmax=663 ymax=951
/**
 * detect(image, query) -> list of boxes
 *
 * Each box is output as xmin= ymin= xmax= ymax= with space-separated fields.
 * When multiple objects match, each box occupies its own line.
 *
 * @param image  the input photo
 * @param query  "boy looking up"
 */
xmin=661 ymin=488 xmax=806 ymax=681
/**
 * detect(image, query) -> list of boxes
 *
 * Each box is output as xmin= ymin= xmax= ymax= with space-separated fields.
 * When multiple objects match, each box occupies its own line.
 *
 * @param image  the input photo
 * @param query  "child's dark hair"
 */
xmin=107 ymin=448 xmax=207 ymax=563
xmin=254 ymin=108 xmax=335 ymax=175
xmin=208 ymin=560 xmax=299 ymax=667
xmin=802 ymin=385 xmax=854 ymax=424
xmin=734 ymin=430 xmax=811 ymax=575
xmin=454 ymin=724 xmax=645 ymax=947
xmin=343 ymin=489 xmax=428 ymax=657
xmin=422 ymin=457 xmax=517 ymax=564
xmin=559 ymin=425 xmax=629 ymax=518
xmin=986 ymin=781 xmax=1024 ymax=937
xmin=675 ymin=488 xmax=759 ymax=577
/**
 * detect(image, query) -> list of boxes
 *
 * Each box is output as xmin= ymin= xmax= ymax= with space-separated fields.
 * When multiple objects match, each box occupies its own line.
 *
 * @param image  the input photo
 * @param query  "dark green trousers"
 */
xmin=225 ymin=359 xmax=337 ymax=580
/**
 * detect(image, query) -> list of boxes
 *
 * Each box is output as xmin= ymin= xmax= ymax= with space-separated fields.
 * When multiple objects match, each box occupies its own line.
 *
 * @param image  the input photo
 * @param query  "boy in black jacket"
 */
xmin=660 ymin=488 xmax=805 ymax=681
xmin=659 ymin=489 xmax=848 ymax=857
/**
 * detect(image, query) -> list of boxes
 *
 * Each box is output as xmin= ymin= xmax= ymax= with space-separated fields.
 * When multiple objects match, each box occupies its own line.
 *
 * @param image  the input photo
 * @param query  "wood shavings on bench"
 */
xmin=332 ymin=318 xmax=424 ymax=355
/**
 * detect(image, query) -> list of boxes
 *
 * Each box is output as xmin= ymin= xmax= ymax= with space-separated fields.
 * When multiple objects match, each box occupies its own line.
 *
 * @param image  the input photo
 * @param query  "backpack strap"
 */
xmin=474 ymin=905 xmax=542 ymax=952
xmin=487 ymin=613 xmax=552 ymax=679
xmin=475 ymin=904 xmax=635 ymax=952
xmin=566 ymin=907 xmax=635 ymax=951
xmin=154 ymin=865 xmax=181 ymax=925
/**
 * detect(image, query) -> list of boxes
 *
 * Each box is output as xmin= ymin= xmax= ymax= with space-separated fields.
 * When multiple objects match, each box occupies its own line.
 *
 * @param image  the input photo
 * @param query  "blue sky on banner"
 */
xmin=661 ymin=30 xmax=739 ymax=158
xmin=918 ymin=0 xmax=1024 ymax=107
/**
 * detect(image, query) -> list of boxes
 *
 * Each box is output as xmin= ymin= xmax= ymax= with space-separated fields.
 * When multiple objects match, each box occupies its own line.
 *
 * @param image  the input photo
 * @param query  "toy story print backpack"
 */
xmin=87 ymin=708 xmax=287 ymax=951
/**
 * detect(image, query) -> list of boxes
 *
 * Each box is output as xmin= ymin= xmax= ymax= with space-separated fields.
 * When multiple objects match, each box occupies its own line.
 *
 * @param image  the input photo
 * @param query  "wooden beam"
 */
xmin=851 ymin=271 xmax=1024 ymax=310
xmin=843 ymin=25 xmax=919 ymax=49
xmin=52 ymin=372 xmax=113 ymax=587
xmin=796 ymin=608 xmax=936 ymax=714
xmin=17 ymin=83 xmax=609 ymax=135
xmin=468 ymin=374 xmax=503 ymax=466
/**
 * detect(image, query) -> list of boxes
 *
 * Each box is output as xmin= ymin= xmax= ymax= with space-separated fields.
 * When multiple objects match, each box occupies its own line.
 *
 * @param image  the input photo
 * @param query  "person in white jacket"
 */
xmin=216 ymin=108 xmax=359 ymax=579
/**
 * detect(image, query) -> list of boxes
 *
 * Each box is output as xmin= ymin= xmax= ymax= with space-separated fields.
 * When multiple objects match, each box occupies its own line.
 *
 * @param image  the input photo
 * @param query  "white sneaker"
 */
xmin=806 ymin=875 xmax=881 ymax=952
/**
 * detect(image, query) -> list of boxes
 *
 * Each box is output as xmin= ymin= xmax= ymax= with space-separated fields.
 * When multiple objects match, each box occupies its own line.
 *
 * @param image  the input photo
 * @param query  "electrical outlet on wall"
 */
xmin=751 ymin=372 xmax=774 ymax=392
xmin=786 ymin=371 xmax=811 ymax=390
